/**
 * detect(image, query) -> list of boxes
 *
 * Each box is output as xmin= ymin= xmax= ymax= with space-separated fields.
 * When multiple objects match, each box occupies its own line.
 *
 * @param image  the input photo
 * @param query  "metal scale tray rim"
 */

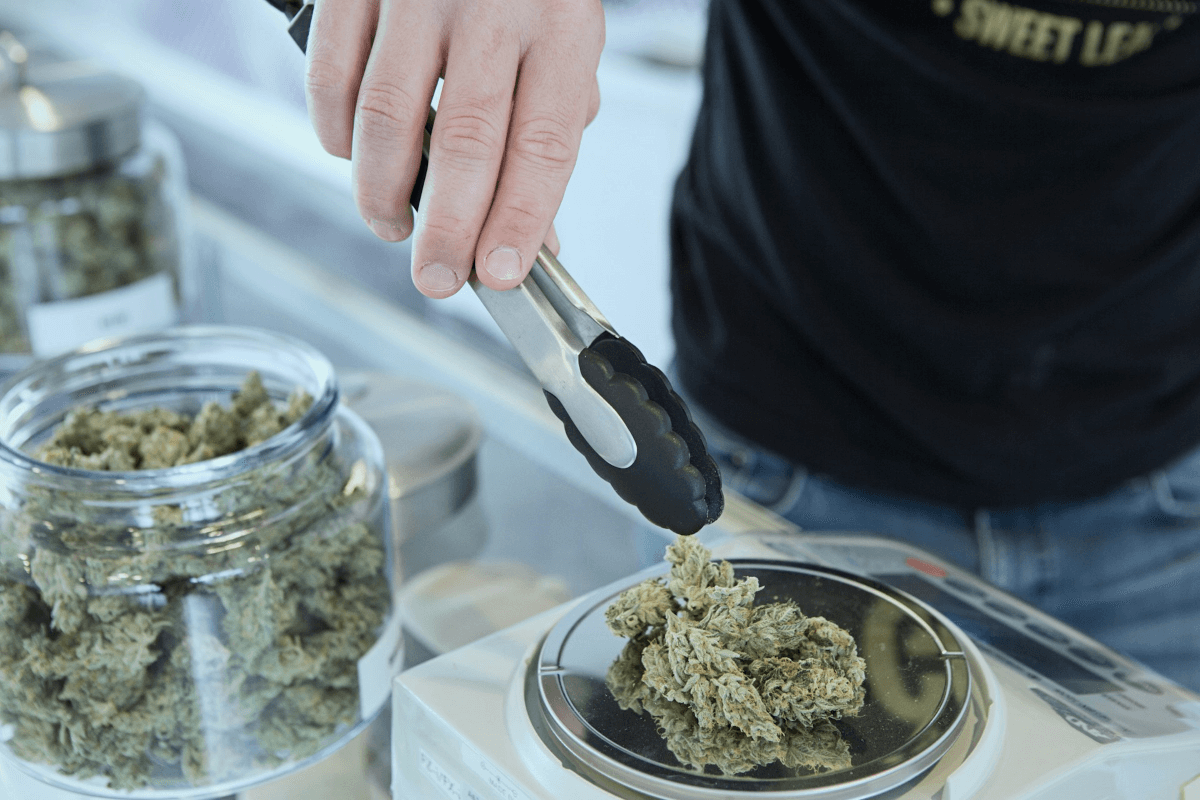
xmin=528 ymin=559 xmax=974 ymax=800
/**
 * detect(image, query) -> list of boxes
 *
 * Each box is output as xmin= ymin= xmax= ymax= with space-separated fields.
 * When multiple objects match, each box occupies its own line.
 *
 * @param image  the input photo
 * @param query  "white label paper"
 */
xmin=26 ymin=273 xmax=179 ymax=357
xmin=356 ymin=611 xmax=404 ymax=719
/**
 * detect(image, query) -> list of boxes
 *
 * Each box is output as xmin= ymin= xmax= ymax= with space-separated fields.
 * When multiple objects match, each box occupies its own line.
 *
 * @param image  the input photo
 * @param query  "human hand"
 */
xmin=303 ymin=0 xmax=603 ymax=297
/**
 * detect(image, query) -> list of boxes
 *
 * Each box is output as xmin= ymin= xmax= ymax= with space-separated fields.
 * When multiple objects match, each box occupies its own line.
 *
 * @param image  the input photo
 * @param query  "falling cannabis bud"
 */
xmin=604 ymin=535 xmax=867 ymax=776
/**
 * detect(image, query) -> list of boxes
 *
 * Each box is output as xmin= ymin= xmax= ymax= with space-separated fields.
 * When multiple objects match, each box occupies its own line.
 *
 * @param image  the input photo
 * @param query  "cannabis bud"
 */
xmin=0 ymin=373 xmax=391 ymax=791
xmin=0 ymin=153 xmax=183 ymax=357
xmin=604 ymin=535 xmax=866 ymax=775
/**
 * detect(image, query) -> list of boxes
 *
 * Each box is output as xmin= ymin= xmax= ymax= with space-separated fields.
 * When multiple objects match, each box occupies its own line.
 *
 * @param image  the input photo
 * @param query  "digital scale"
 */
xmin=393 ymin=531 xmax=1200 ymax=800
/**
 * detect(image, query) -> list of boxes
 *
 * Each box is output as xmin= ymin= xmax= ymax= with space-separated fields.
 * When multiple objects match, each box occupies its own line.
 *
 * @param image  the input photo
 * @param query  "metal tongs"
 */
xmin=268 ymin=1 xmax=722 ymax=533
xmin=474 ymin=245 xmax=637 ymax=469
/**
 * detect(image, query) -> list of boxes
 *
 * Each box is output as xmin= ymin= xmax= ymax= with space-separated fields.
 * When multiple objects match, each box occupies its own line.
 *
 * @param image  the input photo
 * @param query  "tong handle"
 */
xmin=531 ymin=247 xmax=617 ymax=346
xmin=470 ymin=276 xmax=637 ymax=468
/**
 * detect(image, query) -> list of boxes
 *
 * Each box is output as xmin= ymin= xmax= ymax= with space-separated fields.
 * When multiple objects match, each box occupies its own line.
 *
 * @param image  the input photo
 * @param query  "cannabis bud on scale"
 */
xmin=604 ymin=536 xmax=866 ymax=776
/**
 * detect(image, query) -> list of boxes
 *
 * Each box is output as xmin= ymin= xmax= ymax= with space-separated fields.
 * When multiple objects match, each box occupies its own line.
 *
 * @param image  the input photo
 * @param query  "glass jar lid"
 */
xmin=0 ymin=32 xmax=143 ymax=179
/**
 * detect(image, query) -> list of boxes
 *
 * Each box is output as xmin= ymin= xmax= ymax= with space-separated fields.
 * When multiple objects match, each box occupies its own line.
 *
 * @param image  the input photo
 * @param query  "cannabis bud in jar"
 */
xmin=0 ymin=152 xmax=185 ymax=359
xmin=604 ymin=536 xmax=866 ymax=776
xmin=0 ymin=332 xmax=397 ymax=798
xmin=0 ymin=47 xmax=191 ymax=369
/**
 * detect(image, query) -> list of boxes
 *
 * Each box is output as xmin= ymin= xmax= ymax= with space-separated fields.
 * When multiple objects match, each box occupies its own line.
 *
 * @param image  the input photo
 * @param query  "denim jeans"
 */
xmin=683 ymin=393 xmax=1200 ymax=692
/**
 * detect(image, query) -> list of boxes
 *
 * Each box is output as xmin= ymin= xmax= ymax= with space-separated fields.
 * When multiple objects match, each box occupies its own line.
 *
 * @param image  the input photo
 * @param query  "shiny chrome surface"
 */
xmin=531 ymin=246 xmax=618 ymax=346
xmin=471 ymin=273 xmax=637 ymax=469
xmin=530 ymin=560 xmax=974 ymax=799
xmin=0 ymin=35 xmax=142 ymax=178
xmin=423 ymin=104 xmax=636 ymax=470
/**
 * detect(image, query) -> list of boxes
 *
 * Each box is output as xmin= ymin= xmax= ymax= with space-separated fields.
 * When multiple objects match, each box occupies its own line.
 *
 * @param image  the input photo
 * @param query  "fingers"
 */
xmin=587 ymin=75 xmax=602 ymax=127
xmin=473 ymin=4 xmax=605 ymax=291
xmin=305 ymin=0 xmax=603 ymax=296
xmin=305 ymin=0 xmax=377 ymax=159
xmin=409 ymin=20 xmax=520 ymax=297
xmin=351 ymin=0 xmax=444 ymax=242
xmin=544 ymin=221 xmax=560 ymax=256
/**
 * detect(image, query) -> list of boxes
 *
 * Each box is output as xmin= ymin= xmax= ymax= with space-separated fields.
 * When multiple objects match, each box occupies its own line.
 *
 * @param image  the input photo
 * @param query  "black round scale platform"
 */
xmin=527 ymin=561 xmax=973 ymax=799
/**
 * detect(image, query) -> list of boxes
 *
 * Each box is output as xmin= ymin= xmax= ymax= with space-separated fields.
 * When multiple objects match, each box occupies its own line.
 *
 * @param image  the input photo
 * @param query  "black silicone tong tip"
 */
xmin=545 ymin=335 xmax=723 ymax=535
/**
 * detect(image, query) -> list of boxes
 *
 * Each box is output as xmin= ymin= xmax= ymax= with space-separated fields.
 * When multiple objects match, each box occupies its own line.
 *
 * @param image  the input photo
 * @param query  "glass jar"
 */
xmin=0 ymin=327 xmax=400 ymax=798
xmin=0 ymin=37 xmax=194 ymax=376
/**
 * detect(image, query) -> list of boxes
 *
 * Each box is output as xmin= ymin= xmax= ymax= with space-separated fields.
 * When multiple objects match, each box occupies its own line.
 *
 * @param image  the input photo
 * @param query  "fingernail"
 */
xmin=484 ymin=246 xmax=523 ymax=282
xmin=415 ymin=263 xmax=459 ymax=293
xmin=367 ymin=218 xmax=407 ymax=242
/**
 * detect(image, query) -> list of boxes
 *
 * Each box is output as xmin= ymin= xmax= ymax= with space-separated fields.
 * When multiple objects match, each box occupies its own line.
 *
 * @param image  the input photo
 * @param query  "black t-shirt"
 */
xmin=670 ymin=0 xmax=1200 ymax=509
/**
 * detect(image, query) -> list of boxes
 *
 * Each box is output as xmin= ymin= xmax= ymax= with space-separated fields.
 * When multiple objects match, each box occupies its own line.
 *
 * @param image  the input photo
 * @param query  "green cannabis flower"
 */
xmin=0 ymin=154 xmax=180 ymax=354
xmin=605 ymin=535 xmax=865 ymax=776
xmin=0 ymin=374 xmax=390 ymax=791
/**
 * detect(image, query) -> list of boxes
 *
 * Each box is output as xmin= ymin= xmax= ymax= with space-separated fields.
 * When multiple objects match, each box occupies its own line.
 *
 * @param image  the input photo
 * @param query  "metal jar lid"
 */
xmin=340 ymin=371 xmax=482 ymax=533
xmin=529 ymin=560 xmax=974 ymax=799
xmin=0 ymin=33 xmax=143 ymax=180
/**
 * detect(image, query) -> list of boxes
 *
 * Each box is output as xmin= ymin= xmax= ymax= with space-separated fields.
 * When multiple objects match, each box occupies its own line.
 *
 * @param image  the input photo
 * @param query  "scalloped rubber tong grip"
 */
xmin=545 ymin=336 xmax=723 ymax=534
xmin=269 ymin=0 xmax=723 ymax=534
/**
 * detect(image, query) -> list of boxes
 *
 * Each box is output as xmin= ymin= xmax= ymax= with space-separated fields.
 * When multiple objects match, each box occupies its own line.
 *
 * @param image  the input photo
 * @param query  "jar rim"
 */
xmin=0 ymin=326 xmax=339 ymax=493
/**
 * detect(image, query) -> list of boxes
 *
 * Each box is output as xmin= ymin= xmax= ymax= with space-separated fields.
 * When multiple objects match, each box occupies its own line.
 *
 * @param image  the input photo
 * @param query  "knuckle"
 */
xmin=494 ymin=194 xmax=547 ymax=237
xmin=354 ymin=176 xmax=411 ymax=223
xmin=580 ymin=0 xmax=606 ymax=31
xmin=355 ymin=81 xmax=422 ymax=140
xmin=305 ymin=52 xmax=350 ymax=99
xmin=510 ymin=116 xmax=576 ymax=171
xmin=419 ymin=213 xmax=477 ymax=247
xmin=548 ymin=0 xmax=591 ymax=17
xmin=305 ymin=54 xmax=356 ymax=154
xmin=435 ymin=104 xmax=505 ymax=166
xmin=548 ymin=0 xmax=604 ymax=39
xmin=354 ymin=187 xmax=401 ymax=222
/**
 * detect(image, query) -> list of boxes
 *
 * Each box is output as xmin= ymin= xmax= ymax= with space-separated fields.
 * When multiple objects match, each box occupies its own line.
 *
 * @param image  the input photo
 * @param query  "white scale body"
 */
xmin=392 ymin=531 xmax=1200 ymax=800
